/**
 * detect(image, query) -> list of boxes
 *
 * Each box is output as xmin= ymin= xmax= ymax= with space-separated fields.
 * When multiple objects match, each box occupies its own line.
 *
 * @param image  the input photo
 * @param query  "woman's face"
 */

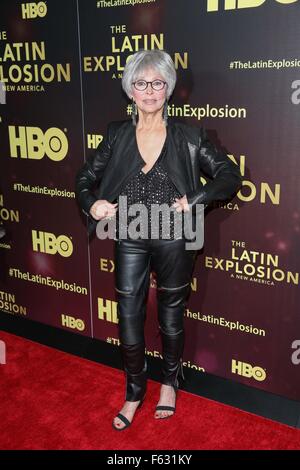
xmin=131 ymin=67 xmax=167 ymax=116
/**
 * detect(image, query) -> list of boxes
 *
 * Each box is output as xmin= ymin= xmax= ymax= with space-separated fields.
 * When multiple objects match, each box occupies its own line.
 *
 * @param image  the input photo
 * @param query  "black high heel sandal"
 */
xmin=112 ymin=396 xmax=145 ymax=431
xmin=155 ymin=361 xmax=185 ymax=419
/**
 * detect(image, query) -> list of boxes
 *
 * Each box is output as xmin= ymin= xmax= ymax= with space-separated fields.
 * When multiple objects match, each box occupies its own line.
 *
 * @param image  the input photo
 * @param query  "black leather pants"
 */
xmin=114 ymin=238 xmax=196 ymax=402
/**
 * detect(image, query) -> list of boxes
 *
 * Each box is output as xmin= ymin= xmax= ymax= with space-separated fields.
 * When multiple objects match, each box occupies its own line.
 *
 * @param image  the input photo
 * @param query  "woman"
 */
xmin=75 ymin=49 xmax=242 ymax=430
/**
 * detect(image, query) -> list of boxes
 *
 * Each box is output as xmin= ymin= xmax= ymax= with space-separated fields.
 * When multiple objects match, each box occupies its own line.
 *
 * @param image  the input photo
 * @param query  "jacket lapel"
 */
xmin=97 ymin=121 xmax=144 ymax=201
xmin=163 ymin=119 xmax=191 ymax=196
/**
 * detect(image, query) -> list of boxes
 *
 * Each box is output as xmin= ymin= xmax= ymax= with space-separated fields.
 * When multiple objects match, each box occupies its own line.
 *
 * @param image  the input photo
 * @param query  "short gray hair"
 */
xmin=122 ymin=49 xmax=177 ymax=101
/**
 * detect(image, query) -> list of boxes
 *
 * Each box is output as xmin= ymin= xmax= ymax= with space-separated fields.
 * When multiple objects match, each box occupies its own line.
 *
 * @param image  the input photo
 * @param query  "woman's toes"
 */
xmin=114 ymin=418 xmax=125 ymax=429
xmin=155 ymin=410 xmax=174 ymax=419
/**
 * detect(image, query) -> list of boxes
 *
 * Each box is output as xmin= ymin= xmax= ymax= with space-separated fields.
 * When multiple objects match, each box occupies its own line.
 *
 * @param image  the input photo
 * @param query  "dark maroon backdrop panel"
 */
xmin=1 ymin=0 xmax=299 ymax=401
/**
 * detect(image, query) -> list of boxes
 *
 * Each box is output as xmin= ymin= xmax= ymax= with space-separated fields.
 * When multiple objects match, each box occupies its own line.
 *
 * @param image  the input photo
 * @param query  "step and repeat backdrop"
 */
xmin=0 ymin=0 xmax=299 ymax=401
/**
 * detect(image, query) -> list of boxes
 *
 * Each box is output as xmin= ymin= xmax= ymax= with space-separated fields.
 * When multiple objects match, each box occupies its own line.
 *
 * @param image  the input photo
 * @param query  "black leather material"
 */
xmin=114 ymin=238 xmax=196 ymax=344
xmin=120 ymin=342 xmax=147 ymax=402
xmin=114 ymin=240 xmax=151 ymax=346
xmin=75 ymin=118 xmax=242 ymax=236
xmin=114 ymin=238 xmax=196 ymax=397
xmin=159 ymin=328 xmax=185 ymax=388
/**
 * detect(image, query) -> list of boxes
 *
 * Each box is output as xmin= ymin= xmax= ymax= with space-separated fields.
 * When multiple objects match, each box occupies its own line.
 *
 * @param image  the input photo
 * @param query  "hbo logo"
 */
xmin=21 ymin=2 xmax=47 ymax=19
xmin=231 ymin=359 xmax=266 ymax=381
xmin=61 ymin=315 xmax=85 ymax=332
xmin=32 ymin=230 xmax=73 ymax=257
xmin=9 ymin=126 xmax=68 ymax=161
xmin=207 ymin=0 xmax=298 ymax=12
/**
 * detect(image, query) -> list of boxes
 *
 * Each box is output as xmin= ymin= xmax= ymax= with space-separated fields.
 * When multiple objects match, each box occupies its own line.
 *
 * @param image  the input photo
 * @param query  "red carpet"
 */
xmin=0 ymin=330 xmax=299 ymax=450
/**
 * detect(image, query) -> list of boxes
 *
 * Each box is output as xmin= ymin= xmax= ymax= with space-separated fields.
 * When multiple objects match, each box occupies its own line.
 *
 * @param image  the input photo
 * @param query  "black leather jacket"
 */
xmin=75 ymin=118 xmax=242 ymax=235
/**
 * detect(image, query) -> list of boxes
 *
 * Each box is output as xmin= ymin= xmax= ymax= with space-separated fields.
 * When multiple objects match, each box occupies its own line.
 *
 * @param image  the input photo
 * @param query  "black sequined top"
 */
xmin=115 ymin=134 xmax=184 ymax=240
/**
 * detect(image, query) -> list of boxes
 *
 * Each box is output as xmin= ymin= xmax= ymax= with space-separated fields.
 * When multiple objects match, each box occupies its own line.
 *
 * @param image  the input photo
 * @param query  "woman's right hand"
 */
xmin=89 ymin=200 xmax=118 ymax=220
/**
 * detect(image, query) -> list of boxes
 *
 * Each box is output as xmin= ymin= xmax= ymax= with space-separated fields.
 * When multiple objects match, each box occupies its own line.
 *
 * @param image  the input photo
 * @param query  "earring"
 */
xmin=163 ymin=100 xmax=169 ymax=125
xmin=131 ymin=98 xmax=138 ymax=126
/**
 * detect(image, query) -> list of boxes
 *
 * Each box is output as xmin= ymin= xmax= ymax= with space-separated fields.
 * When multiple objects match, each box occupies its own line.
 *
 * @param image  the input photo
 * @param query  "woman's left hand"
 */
xmin=172 ymin=195 xmax=190 ymax=213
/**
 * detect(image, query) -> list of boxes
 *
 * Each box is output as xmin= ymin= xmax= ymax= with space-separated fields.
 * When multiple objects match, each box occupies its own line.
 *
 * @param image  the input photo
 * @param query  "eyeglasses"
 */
xmin=132 ymin=79 xmax=167 ymax=91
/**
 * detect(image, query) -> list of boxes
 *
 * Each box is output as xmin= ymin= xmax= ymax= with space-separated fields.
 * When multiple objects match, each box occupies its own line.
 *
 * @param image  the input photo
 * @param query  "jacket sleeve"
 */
xmin=186 ymin=126 xmax=242 ymax=208
xmin=75 ymin=122 xmax=116 ymax=218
